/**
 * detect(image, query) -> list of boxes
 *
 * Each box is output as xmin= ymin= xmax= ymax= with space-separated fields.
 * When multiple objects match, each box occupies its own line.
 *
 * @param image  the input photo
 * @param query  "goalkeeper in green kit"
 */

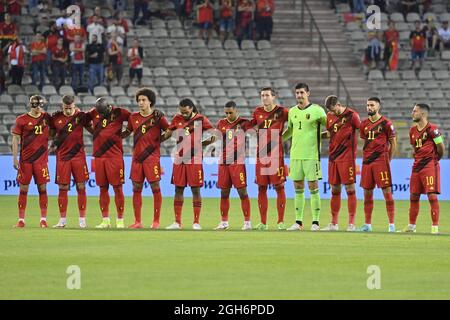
xmin=282 ymin=83 xmax=327 ymax=231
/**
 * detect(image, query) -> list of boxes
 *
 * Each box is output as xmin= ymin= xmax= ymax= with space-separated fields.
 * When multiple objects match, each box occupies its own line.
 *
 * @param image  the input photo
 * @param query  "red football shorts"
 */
xmin=328 ymin=160 xmax=356 ymax=185
xmin=171 ymin=163 xmax=204 ymax=187
xmin=255 ymin=158 xmax=287 ymax=186
xmin=217 ymin=164 xmax=247 ymax=189
xmin=360 ymin=159 xmax=392 ymax=189
xmin=130 ymin=160 xmax=161 ymax=183
xmin=56 ymin=158 xmax=89 ymax=185
xmin=94 ymin=157 xmax=125 ymax=186
xmin=410 ymin=161 xmax=441 ymax=194
xmin=17 ymin=161 xmax=50 ymax=185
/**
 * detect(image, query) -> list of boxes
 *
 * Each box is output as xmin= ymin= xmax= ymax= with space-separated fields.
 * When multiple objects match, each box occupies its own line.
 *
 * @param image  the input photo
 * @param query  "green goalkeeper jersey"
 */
xmin=285 ymin=103 xmax=327 ymax=160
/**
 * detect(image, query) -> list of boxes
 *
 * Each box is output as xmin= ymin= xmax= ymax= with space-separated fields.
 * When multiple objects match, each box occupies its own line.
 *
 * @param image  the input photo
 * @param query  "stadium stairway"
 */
xmin=272 ymin=0 xmax=372 ymax=113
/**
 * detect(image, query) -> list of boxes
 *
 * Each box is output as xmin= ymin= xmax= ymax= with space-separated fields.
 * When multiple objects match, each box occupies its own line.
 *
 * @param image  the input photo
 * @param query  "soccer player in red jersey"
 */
xmin=214 ymin=101 xmax=252 ymax=231
xmin=162 ymin=98 xmax=215 ymax=230
xmin=50 ymin=95 xmax=92 ymax=229
xmin=122 ymin=88 xmax=169 ymax=229
xmin=86 ymin=97 xmax=131 ymax=229
xmin=251 ymin=87 xmax=289 ymax=230
xmin=403 ymin=104 xmax=444 ymax=234
xmin=322 ymin=95 xmax=360 ymax=231
xmin=11 ymin=95 xmax=51 ymax=228
xmin=359 ymin=97 xmax=397 ymax=232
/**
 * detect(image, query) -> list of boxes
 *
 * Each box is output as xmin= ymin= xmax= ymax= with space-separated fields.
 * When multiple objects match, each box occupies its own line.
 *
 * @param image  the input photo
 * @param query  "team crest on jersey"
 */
xmin=306 ymin=114 xmax=310 ymax=119
xmin=76 ymin=117 xmax=79 ymax=124
xmin=341 ymin=118 xmax=347 ymax=124
xmin=150 ymin=119 xmax=154 ymax=126
xmin=423 ymin=132 xmax=428 ymax=140
xmin=377 ymin=126 xmax=383 ymax=132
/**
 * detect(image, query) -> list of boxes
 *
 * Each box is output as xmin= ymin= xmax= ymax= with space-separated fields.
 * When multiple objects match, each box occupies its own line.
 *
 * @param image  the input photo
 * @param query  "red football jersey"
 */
xmin=87 ymin=107 xmax=130 ymax=158
xmin=409 ymin=122 xmax=442 ymax=172
xmin=169 ymin=113 xmax=213 ymax=163
xmin=127 ymin=111 xmax=170 ymax=163
xmin=360 ymin=116 xmax=396 ymax=164
xmin=251 ymin=105 xmax=288 ymax=159
xmin=327 ymin=107 xmax=360 ymax=162
xmin=216 ymin=117 xmax=250 ymax=165
xmin=51 ymin=110 xmax=88 ymax=161
xmin=12 ymin=112 xmax=51 ymax=163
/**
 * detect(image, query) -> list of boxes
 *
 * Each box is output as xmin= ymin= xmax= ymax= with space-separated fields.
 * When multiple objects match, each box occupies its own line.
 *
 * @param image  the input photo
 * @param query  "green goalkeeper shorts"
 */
xmin=289 ymin=159 xmax=322 ymax=182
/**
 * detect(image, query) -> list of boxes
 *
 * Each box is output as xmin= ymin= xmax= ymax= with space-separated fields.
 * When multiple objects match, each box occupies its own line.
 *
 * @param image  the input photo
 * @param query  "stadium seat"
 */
xmin=406 ymin=12 xmax=421 ymax=23
xmin=176 ymin=87 xmax=192 ymax=97
xmin=216 ymin=97 xmax=229 ymax=108
xmin=390 ymin=12 xmax=405 ymax=22
xmin=239 ymin=78 xmax=256 ymax=89
xmin=110 ymin=87 xmax=126 ymax=97
xmin=164 ymin=58 xmax=180 ymax=68
xmin=7 ymin=85 xmax=23 ymax=95
xmin=153 ymin=28 xmax=169 ymax=38
xmin=0 ymin=105 xmax=10 ymax=114
xmin=0 ymin=94 xmax=14 ymax=104
xmin=235 ymin=69 xmax=252 ymax=78
xmin=199 ymin=97 xmax=215 ymax=108
xmin=205 ymin=78 xmax=221 ymax=88
xmin=203 ymin=68 xmax=219 ymax=78
xmin=116 ymin=96 xmax=133 ymax=106
xmin=196 ymin=48 xmax=211 ymax=58
xmin=166 ymin=97 xmax=179 ymax=107
xmin=273 ymin=79 xmax=290 ymax=89
xmin=243 ymin=89 xmax=259 ymax=99
xmin=59 ymin=85 xmax=75 ymax=96
xmin=15 ymin=94 xmax=29 ymax=105
xmin=42 ymin=85 xmax=57 ymax=96
xmin=93 ymin=86 xmax=109 ymax=96
xmin=228 ymin=49 xmax=244 ymax=59
xmin=257 ymin=40 xmax=271 ymax=50
xmin=189 ymin=77 xmax=205 ymax=87
xmin=400 ymin=70 xmax=417 ymax=80
xmin=441 ymin=51 xmax=450 ymax=60
xmin=418 ymin=70 xmax=434 ymax=80
xmin=208 ymin=39 xmax=223 ymax=49
xmin=211 ymin=88 xmax=226 ymax=98
xmin=171 ymin=78 xmax=188 ymax=87
xmin=12 ymin=105 xmax=26 ymax=114
xmin=170 ymin=29 xmax=185 ymax=38
xmin=49 ymin=95 xmax=61 ymax=104
xmin=222 ymin=78 xmax=238 ymax=88
xmin=252 ymin=69 xmax=270 ymax=78
xmin=154 ymin=67 xmax=169 ymax=77
xmin=256 ymin=79 xmax=272 ymax=88
xmin=423 ymin=12 xmax=437 ymax=22
xmin=194 ymin=88 xmax=210 ymax=98
xmin=2 ymin=114 xmax=16 ymax=125
xmin=157 ymin=39 xmax=172 ymax=48
xmin=428 ymin=90 xmax=445 ymax=100
xmin=168 ymin=19 xmax=182 ymax=29
xmin=190 ymin=39 xmax=207 ymax=49
xmin=233 ymin=60 xmax=248 ymax=68
xmin=210 ymin=48 xmax=228 ymax=58
xmin=83 ymin=96 xmax=97 ymax=106
xmin=181 ymin=59 xmax=197 ymax=68
xmin=440 ymin=13 xmax=450 ymax=23
xmin=160 ymin=87 xmax=176 ymax=97
xmin=0 ymin=124 xmax=8 ymax=134
xmin=278 ymin=89 xmax=292 ymax=99
xmin=227 ymin=88 xmax=243 ymax=98
xmin=169 ymin=68 xmax=185 ymax=77
xmin=241 ymin=40 xmax=256 ymax=50
xmin=219 ymin=69 xmax=236 ymax=77
xmin=154 ymin=77 xmax=171 ymax=87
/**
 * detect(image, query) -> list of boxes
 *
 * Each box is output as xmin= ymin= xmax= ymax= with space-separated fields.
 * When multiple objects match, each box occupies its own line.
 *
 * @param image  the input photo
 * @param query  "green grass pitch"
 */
xmin=1 ymin=195 xmax=449 ymax=299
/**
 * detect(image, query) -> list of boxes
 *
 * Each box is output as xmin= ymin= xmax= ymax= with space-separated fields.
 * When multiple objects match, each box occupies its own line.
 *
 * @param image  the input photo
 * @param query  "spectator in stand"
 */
xmin=400 ymin=0 xmax=419 ymax=16
xmin=374 ymin=0 xmax=387 ymax=13
xmin=236 ymin=0 xmax=253 ymax=48
xmin=410 ymin=20 xmax=426 ymax=70
xmin=178 ymin=0 xmax=193 ymax=27
xmin=255 ymin=0 xmax=274 ymax=41
xmin=133 ymin=0 xmax=149 ymax=26
xmin=56 ymin=9 xmax=72 ymax=29
xmin=383 ymin=21 xmax=399 ymax=71
xmin=51 ymin=37 xmax=68 ymax=89
xmin=106 ymin=15 xmax=126 ymax=46
xmin=44 ymin=21 xmax=60 ymax=74
xmin=6 ymin=0 xmax=22 ymax=22
xmin=7 ymin=36 xmax=27 ymax=85
xmin=352 ymin=0 xmax=365 ymax=13
xmin=30 ymin=32 xmax=48 ymax=90
xmin=127 ymin=38 xmax=143 ymax=86
xmin=0 ymin=47 xmax=5 ymax=94
xmin=423 ymin=17 xmax=439 ymax=57
xmin=69 ymin=34 xmax=85 ymax=91
xmin=87 ymin=16 xmax=106 ymax=44
xmin=219 ymin=0 xmax=233 ymax=45
xmin=365 ymin=31 xmax=381 ymax=70
xmin=86 ymin=34 xmax=105 ymax=94
xmin=64 ymin=21 xmax=87 ymax=47
xmin=87 ymin=6 xmax=107 ymax=27
xmin=438 ymin=20 xmax=450 ymax=54
xmin=0 ymin=13 xmax=17 ymax=52
xmin=108 ymin=0 xmax=127 ymax=13
xmin=196 ymin=0 xmax=214 ymax=44
xmin=107 ymin=32 xmax=123 ymax=86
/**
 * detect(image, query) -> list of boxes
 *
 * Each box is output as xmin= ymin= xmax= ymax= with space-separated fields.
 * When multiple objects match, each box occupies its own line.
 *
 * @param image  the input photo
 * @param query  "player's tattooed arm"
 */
xmin=161 ymin=129 xmax=173 ymax=142
xmin=120 ymin=128 xmax=132 ymax=139
xmin=12 ymin=134 xmax=20 ymax=170
xmin=388 ymin=136 xmax=397 ymax=161
xmin=202 ymin=135 xmax=216 ymax=147
xmin=436 ymin=141 xmax=445 ymax=160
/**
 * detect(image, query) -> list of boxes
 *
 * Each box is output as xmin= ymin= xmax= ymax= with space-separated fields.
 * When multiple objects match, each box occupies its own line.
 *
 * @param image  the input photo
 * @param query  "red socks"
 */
xmin=409 ymin=194 xmax=420 ymax=225
xmin=133 ymin=191 xmax=142 ymax=223
xmin=330 ymin=190 xmax=341 ymax=224
xmin=113 ymin=186 xmax=124 ymax=219
xmin=384 ymin=192 xmax=395 ymax=224
xmin=240 ymin=194 xmax=251 ymax=221
xmin=174 ymin=198 xmax=183 ymax=224
xmin=258 ymin=186 xmax=268 ymax=224
xmin=220 ymin=195 xmax=230 ymax=222
xmin=428 ymin=194 xmax=440 ymax=226
xmin=193 ymin=196 xmax=202 ymax=224
xmin=347 ymin=190 xmax=357 ymax=225
xmin=38 ymin=190 xmax=48 ymax=219
xmin=77 ymin=188 xmax=87 ymax=218
xmin=18 ymin=190 xmax=27 ymax=219
xmin=58 ymin=189 xmax=68 ymax=218
xmin=275 ymin=186 xmax=286 ymax=223
xmin=152 ymin=187 xmax=162 ymax=223
xmin=364 ymin=192 xmax=374 ymax=224
xmin=99 ymin=186 xmax=110 ymax=218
